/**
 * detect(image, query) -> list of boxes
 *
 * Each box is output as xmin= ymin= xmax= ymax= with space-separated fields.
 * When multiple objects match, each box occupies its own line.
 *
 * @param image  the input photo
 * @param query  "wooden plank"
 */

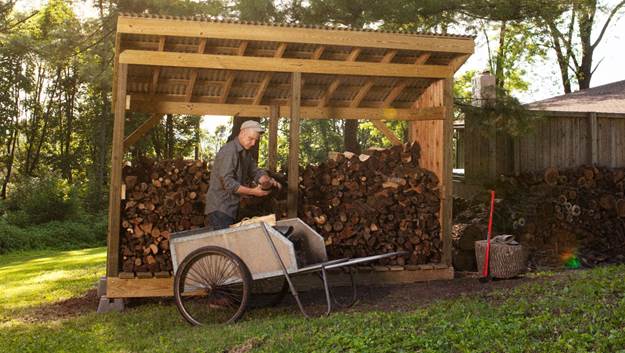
xmin=287 ymin=72 xmax=301 ymax=218
xmin=610 ymin=118 xmax=617 ymax=167
xmin=318 ymin=48 xmax=361 ymax=107
xmin=107 ymin=63 xmax=128 ymax=277
xmin=129 ymin=99 xmax=446 ymax=121
xmin=184 ymin=38 xmax=208 ymax=102
xmin=106 ymin=266 xmax=454 ymax=298
xmin=268 ymin=105 xmax=279 ymax=172
xmin=513 ymin=137 xmax=520 ymax=176
xmin=123 ymin=114 xmax=162 ymax=150
xmin=107 ymin=277 xmax=172 ymax=298
xmin=149 ymin=36 xmax=166 ymax=95
xmin=382 ymin=80 xmax=410 ymax=106
xmin=119 ymin=50 xmax=454 ymax=79
xmin=589 ymin=112 xmax=598 ymax=165
xmin=598 ymin=116 xmax=604 ymax=167
xmin=349 ymin=50 xmax=397 ymax=108
xmin=372 ymin=120 xmax=402 ymax=145
xmin=414 ymin=53 xmax=431 ymax=64
xmin=117 ymin=16 xmax=475 ymax=54
xmin=448 ymin=54 xmax=470 ymax=72
xmin=220 ymin=41 xmax=248 ymax=104
xmin=253 ymin=43 xmax=288 ymax=105
xmin=441 ymin=78 xmax=453 ymax=266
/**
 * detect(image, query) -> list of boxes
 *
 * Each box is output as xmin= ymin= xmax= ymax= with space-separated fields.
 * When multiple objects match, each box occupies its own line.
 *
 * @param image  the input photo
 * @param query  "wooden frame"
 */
xmin=106 ymin=13 xmax=474 ymax=297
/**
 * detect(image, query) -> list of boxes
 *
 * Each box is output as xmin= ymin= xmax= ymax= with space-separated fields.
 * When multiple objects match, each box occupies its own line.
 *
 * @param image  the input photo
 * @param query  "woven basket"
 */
xmin=475 ymin=240 xmax=527 ymax=278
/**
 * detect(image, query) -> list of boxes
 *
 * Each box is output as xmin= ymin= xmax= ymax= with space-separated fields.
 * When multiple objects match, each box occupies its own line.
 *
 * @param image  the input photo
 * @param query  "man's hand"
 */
xmin=251 ymin=185 xmax=271 ymax=197
xmin=259 ymin=175 xmax=282 ymax=190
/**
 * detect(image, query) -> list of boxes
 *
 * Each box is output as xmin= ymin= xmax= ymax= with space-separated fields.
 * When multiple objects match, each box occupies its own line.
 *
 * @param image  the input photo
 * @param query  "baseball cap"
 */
xmin=240 ymin=120 xmax=265 ymax=133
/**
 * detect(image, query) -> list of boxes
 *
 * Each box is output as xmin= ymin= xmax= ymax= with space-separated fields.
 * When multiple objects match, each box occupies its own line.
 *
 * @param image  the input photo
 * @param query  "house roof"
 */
xmin=526 ymin=80 xmax=625 ymax=115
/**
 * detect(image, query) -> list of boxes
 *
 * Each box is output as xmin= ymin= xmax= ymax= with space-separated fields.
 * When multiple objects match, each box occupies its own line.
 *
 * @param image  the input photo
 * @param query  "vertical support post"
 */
xmin=441 ymin=78 xmax=454 ymax=267
xmin=106 ymin=63 xmax=128 ymax=277
xmin=287 ymin=72 xmax=301 ymax=218
xmin=268 ymin=105 xmax=280 ymax=172
xmin=588 ymin=112 xmax=598 ymax=165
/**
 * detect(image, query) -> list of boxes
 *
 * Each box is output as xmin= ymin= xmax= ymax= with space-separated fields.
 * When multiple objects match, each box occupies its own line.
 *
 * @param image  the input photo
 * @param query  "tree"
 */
xmin=540 ymin=0 xmax=625 ymax=91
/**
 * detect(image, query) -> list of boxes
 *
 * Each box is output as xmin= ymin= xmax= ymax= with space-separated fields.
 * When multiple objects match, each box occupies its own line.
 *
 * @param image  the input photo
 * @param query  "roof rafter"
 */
xmin=253 ymin=43 xmax=287 ymax=105
xmin=220 ymin=41 xmax=248 ymax=104
xmin=318 ymin=48 xmax=362 ymax=107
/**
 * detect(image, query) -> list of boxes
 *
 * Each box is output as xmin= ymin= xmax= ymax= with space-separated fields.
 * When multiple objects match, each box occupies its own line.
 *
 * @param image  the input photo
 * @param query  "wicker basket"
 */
xmin=475 ymin=239 xmax=527 ymax=278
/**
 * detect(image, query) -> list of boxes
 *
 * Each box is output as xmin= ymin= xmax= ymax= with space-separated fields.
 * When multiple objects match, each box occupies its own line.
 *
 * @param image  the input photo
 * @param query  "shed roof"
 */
xmin=115 ymin=13 xmax=474 ymax=119
xmin=526 ymin=80 xmax=625 ymax=115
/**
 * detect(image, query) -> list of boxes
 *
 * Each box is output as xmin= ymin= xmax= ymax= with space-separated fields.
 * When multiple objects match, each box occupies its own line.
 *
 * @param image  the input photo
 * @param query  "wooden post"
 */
xmin=107 ymin=63 xmax=128 ymax=277
xmin=287 ymin=72 xmax=301 ymax=218
xmin=588 ymin=112 xmax=598 ymax=165
xmin=513 ymin=137 xmax=520 ymax=176
xmin=268 ymin=105 xmax=279 ymax=172
xmin=441 ymin=78 xmax=454 ymax=267
xmin=488 ymin=127 xmax=497 ymax=181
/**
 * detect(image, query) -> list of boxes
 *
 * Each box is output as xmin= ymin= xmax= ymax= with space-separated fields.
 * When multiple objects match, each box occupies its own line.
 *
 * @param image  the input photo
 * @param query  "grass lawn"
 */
xmin=1 ymin=248 xmax=624 ymax=352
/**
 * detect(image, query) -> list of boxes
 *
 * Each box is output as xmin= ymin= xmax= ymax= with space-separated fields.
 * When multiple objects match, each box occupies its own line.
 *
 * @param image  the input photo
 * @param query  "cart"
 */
xmin=169 ymin=218 xmax=406 ymax=326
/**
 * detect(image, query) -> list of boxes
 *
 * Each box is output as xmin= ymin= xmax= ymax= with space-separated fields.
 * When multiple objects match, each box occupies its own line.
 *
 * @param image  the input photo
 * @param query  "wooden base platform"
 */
xmin=106 ymin=264 xmax=454 ymax=298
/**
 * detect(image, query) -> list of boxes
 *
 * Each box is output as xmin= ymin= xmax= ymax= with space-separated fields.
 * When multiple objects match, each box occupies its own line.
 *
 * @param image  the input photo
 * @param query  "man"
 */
xmin=205 ymin=120 xmax=281 ymax=230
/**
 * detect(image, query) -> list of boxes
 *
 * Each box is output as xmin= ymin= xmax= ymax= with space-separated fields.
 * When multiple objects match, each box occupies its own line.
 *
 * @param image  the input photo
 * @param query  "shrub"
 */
xmin=0 ymin=215 xmax=107 ymax=254
xmin=4 ymin=174 xmax=79 ymax=226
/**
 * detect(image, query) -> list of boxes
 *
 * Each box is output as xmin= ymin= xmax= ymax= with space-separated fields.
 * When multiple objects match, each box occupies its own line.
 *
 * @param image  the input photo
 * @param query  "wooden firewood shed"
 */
xmin=104 ymin=13 xmax=475 ymax=300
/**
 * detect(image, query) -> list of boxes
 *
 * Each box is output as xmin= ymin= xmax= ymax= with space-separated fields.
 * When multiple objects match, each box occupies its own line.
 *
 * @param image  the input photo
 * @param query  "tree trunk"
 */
xmin=548 ymin=22 xmax=572 ymax=93
xmin=343 ymin=120 xmax=360 ymax=154
xmin=576 ymin=0 xmax=596 ymax=90
xmin=165 ymin=114 xmax=174 ymax=159
xmin=495 ymin=20 xmax=507 ymax=90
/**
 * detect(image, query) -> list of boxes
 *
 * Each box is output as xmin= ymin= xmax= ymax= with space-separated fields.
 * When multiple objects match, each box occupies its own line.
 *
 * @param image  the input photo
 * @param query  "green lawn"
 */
xmin=1 ymin=248 xmax=624 ymax=352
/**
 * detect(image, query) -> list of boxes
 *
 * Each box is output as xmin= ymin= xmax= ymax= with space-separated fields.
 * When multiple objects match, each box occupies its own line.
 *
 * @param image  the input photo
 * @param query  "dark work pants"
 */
xmin=207 ymin=211 xmax=235 ymax=231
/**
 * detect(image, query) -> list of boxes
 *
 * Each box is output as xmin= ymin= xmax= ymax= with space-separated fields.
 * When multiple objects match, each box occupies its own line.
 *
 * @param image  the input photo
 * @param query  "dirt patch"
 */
xmin=282 ymin=273 xmax=546 ymax=313
xmin=18 ymin=289 xmax=99 ymax=323
xmin=13 ymin=272 xmax=559 ymax=323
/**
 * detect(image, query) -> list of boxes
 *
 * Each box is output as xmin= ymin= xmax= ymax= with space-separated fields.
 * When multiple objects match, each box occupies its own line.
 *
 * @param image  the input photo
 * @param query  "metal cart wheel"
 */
xmin=174 ymin=246 xmax=252 ymax=326
xmin=249 ymin=278 xmax=289 ymax=308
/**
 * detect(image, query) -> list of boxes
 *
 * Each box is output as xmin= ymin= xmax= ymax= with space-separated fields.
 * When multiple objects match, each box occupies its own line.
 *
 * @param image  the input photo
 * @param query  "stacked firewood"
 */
xmin=120 ymin=159 xmax=210 ymax=273
xmin=497 ymin=165 xmax=625 ymax=267
xmin=452 ymin=166 xmax=625 ymax=270
xmin=299 ymin=143 xmax=443 ymax=266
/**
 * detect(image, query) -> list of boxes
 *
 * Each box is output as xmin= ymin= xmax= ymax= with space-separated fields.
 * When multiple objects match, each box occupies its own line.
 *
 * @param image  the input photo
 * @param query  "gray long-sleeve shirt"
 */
xmin=204 ymin=138 xmax=267 ymax=218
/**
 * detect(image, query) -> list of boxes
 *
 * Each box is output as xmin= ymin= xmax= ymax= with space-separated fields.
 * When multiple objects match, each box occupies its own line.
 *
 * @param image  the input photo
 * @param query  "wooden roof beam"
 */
xmin=448 ymin=54 xmax=470 ymax=72
xmin=253 ymin=43 xmax=287 ymax=105
xmin=317 ymin=48 xmax=361 ymax=107
xmin=117 ymin=16 xmax=475 ymax=54
xmin=220 ymin=41 xmax=248 ymax=104
xmin=349 ymin=49 xmax=397 ymax=108
xmin=130 ymin=98 xmax=445 ymax=121
xmin=311 ymin=46 xmax=325 ymax=60
xmin=119 ymin=50 xmax=453 ymax=79
xmin=149 ymin=36 xmax=166 ymax=95
xmin=184 ymin=38 xmax=208 ymax=102
xmin=381 ymin=54 xmax=433 ymax=107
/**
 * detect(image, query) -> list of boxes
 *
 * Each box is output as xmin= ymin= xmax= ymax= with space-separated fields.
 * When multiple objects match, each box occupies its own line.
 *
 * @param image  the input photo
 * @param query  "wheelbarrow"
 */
xmin=169 ymin=218 xmax=405 ymax=326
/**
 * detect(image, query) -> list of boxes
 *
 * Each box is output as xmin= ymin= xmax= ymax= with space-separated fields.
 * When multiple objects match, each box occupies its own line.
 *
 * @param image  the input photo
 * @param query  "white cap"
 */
xmin=240 ymin=120 xmax=265 ymax=133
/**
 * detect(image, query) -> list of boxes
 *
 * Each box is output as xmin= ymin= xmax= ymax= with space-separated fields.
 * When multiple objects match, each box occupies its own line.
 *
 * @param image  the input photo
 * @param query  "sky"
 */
xmin=15 ymin=0 xmax=625 ymax=134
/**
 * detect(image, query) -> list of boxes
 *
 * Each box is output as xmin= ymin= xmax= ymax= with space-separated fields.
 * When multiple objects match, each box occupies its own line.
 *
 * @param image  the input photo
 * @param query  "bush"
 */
xmin=4 ymin=174 xmax=79 ymax=226
xmin=0 ymin=214 xmax=107 ymax=254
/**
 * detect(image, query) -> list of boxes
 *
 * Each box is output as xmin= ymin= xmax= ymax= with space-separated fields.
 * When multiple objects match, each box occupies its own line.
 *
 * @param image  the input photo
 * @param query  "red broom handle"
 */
xmin=482 ymin=190 xmax=496 ymax=277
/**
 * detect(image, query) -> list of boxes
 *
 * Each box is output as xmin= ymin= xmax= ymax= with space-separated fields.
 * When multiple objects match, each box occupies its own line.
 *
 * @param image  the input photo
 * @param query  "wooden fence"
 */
xmin=454 ymin=111 xmax=625 ymax=186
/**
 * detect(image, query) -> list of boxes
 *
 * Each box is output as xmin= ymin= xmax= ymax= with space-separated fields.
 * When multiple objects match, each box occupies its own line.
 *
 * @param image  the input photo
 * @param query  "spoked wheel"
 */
xmin=174 ymin=246 xmax=252 ymax=326
xmin=249 ymin=278 xmax=289 ymax=308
